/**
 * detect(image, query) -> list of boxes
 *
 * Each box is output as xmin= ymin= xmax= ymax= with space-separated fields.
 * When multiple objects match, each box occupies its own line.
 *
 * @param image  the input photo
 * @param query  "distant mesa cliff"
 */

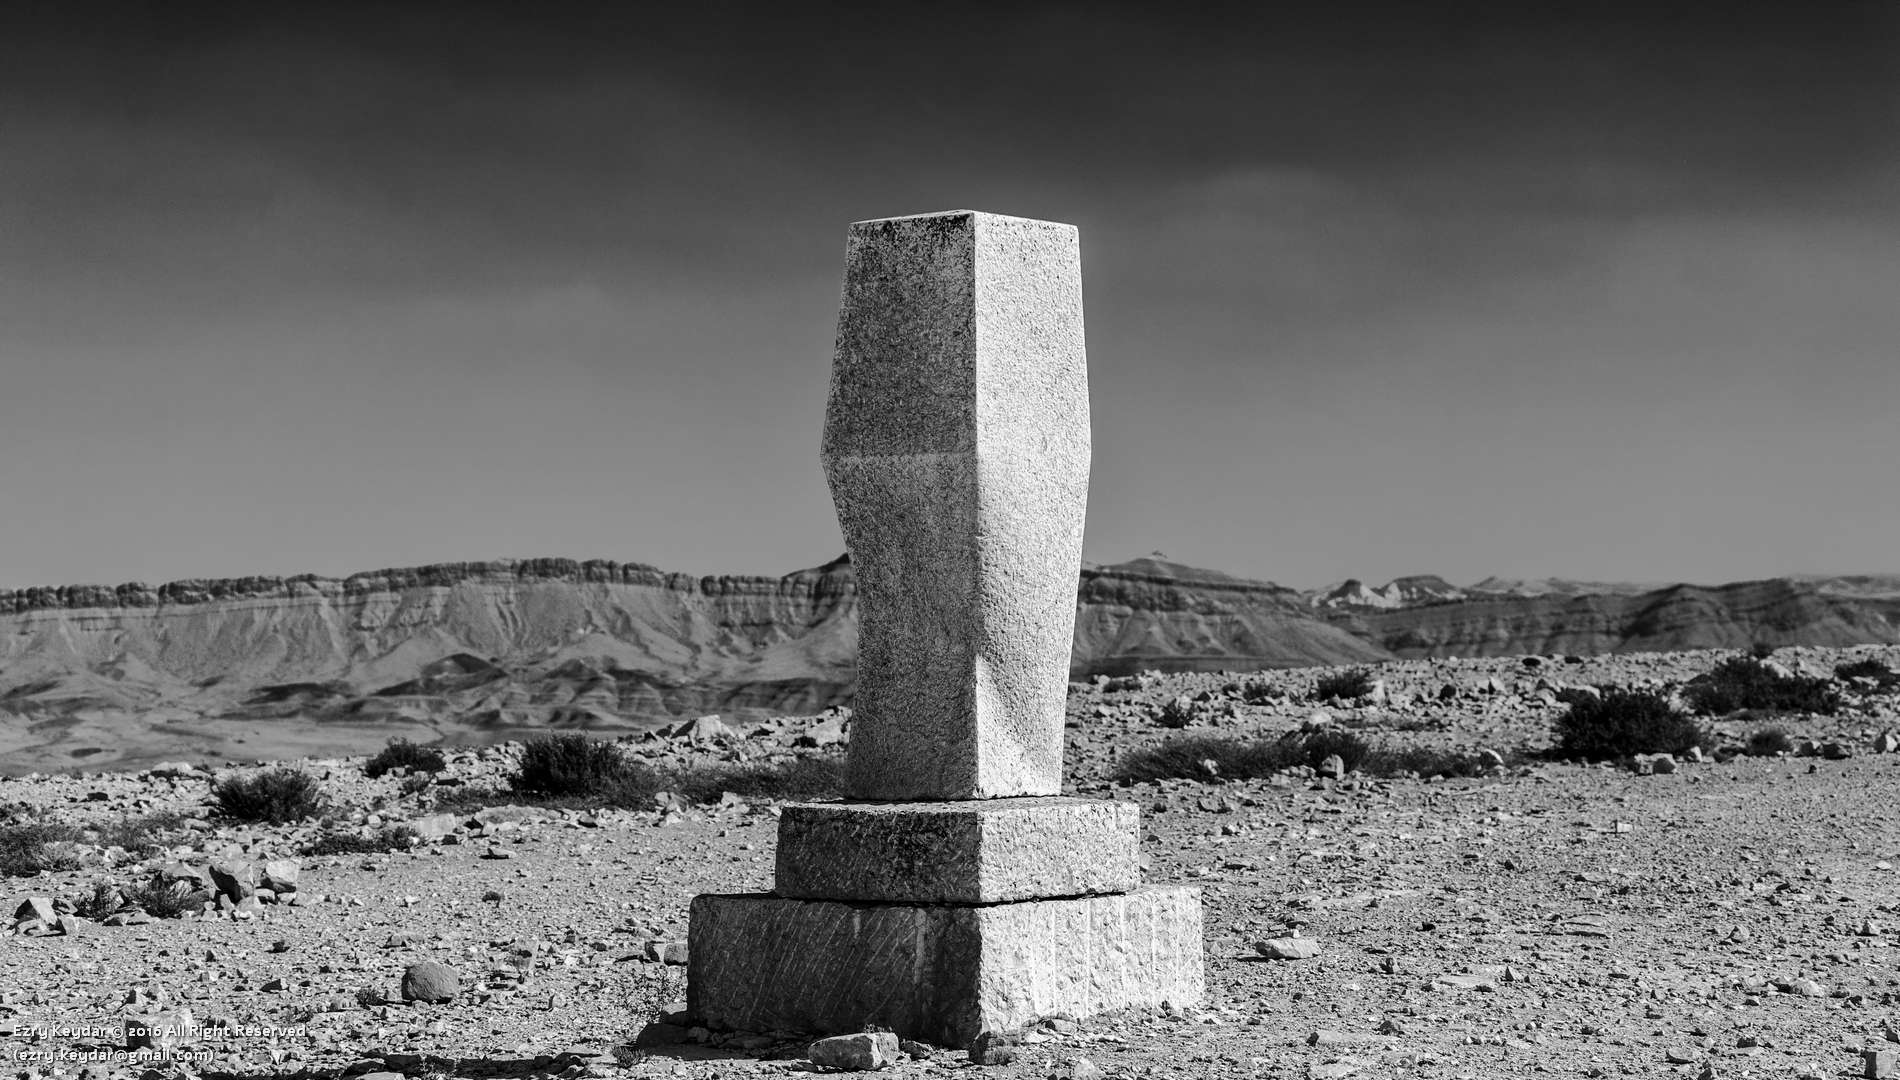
xmin=3 ymin=555 xmax=1898 ymax=761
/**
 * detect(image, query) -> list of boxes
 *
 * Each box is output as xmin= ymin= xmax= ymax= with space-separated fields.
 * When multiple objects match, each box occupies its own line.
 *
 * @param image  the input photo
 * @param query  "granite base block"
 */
xmin=687 ymin=884 xmax=1203 ymax=1047
xmin=775 ymin=796 xmax=1140 ymax=903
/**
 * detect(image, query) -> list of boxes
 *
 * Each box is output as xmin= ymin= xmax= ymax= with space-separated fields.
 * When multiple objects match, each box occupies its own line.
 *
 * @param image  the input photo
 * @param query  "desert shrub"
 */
xmin=1554 ymin=686 xmax=1605 ymax=707
xmin=513 ymin=734 xmax=637 ymax=796
xmin=364 ymin=738 xmax=448 ymax=779
xmin=0 ymin=823 xmax=84 ymax=877
xmin=212 ymin=768 xmax=326 ymax=824
xmin=73 ymin=881 xmax=125 ymax=920
xmin=1553 ymin=688 xmax=1709 ymax=762
xmin=1746 ymin=727 xmax=1794 ymax=757
xmin=1311 ymin=668 xmax=1375 ymax=702
xmin=1748 ymin=642 xmax=1779 ymax=660
xmin=123 ymin=875 xmax=201 ymax=919
xmin=671 ymin=755 xmax=845 ymax=804
xmin=1834 ymin=658 xmax=1900 ymax=689
xmin=1116 ymin=730 xmax=1374 ymax=783
xmin=1155 ymin=697 xmax=1195 ymax=729
xmin=1240 ymin=681 xmax=1281 ymax=705
xmin=300 ymin=825 xmax=419 ymax=857
xmin=1359 ymin=746 xmax=1496 ymax=779
xmin=1683 ymin=657 xmax=1840 ymax=716
xmin=97 ymin=811 xmax=191 ymax=856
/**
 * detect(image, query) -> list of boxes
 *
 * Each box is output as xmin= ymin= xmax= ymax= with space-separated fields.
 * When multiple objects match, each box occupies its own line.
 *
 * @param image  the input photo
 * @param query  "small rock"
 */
xmin=1052 ymin=1058 xmax=1104 ymax=1080
xmin=1317 ymin=755 xmax=1346 ymax=780
xmin=1788 ymin=977 xmax=1827 ymax=997
xmin=1256 ymin=937 xmax=1322 ymax=960
xmin=968 ymin=1029 xmax=1020 ymax=1066
xmin=260 ymin=859 xmax=300 ymax=893
xmin=1650 ymin=754 xmax=1678 ymax=775
xmin=1874 ymin=730 xmax=1900 ymax=754
xmin=400 ymin=961 xmax=460 ymax=1003
xmin=408 ymin=813 xmax=462 ymax=842
xmin=1822 ymin=742 xmax=1853 ymax=761
xmin=808 ymin=1031 xmax=899 ymax=1070
xmin=13 ymin=897 xmax=55 ymax=926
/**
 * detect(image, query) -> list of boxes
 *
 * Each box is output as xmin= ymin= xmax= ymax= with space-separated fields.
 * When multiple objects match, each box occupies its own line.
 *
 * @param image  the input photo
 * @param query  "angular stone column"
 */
xmin=688 ymin=211 xmax=1204 ymax=1048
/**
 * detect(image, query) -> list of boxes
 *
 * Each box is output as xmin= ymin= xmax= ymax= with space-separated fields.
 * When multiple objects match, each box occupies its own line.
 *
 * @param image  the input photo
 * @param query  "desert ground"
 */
xmin=4 ymin=644 xmax=1899 ymax=1080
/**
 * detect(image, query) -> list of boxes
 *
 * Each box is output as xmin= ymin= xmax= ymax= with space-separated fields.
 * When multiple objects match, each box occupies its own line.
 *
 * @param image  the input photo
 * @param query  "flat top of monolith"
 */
xmin=850 ymin=209 xmax=1075 ymax=230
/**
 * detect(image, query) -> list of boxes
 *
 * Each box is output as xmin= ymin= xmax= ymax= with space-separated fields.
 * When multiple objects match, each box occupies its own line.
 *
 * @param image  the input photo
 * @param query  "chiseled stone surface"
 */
xmin=775 ymin=796 xmax=1140 ymax=904
xmin=688 ymin=885 xmax=1203 ymax=1047
xmin=821 ymin=210 xmax=1090 ymax=801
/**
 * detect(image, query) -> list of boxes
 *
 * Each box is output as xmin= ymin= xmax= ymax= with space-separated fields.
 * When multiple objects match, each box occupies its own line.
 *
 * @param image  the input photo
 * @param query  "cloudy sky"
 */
xmin=2 ymin=3 xmax=1895 ymax=591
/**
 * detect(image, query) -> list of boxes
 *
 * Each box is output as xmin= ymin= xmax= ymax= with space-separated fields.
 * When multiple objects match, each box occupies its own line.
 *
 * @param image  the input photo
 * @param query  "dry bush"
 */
xmin=1554 ymin=688 xmax=1709 ymax=761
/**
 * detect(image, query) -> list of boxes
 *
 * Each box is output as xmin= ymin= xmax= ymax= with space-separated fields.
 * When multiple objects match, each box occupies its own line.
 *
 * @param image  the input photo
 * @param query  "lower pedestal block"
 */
xmin=687 ymin=884 xmax=1203 ymax=1047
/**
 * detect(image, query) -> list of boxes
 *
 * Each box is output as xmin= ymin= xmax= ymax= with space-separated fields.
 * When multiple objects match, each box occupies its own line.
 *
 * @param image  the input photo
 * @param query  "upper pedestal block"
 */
xmin=775 ymin=796 xmax=1139 ymax=904
xmin=822 ymin=211 xmax=1090 ymax=801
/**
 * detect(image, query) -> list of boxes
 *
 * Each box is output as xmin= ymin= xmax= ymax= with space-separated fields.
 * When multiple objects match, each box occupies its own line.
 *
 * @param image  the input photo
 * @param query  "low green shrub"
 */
xmin=73 ymin=881 xmax=124 ymax=920
xmin=1155 ymin=697 xmax=1195 ymax=729
xmin=1746 ymin=727 xmax=1794 ymax=757
xmin=1554 ymin=688 xmax=1709 ymax=761
xmin=123 ymin=875 xmax=201 ymax=919
xmin=212 ymin=768 xmax=326 ymax=824
xmin=363 ymin=738 xmax=448 ymax=779
xmin=1359 ymin=746 xmax=1498 ymax=779
xmin=1311 ymin=668 xmax=1376 ymax=703
xmin=300 ymin=825 xmax=420 ymax=857
xmin=513 ymin=734 xmax=637 ymax=797
xmin=1835 ymin=658 xmax=1900 ymax=689
xmin=0 ymin=823 xmax=84 ymax=877
xmin=1683 ymin=657 xmax=1839 ymax=716
xmin=670 ymin=755 xmax=845 ymax=804
xmin=97 ymin=811 xmax=191 ymax=856
xmin=1116 ymin=730 xmax=1373 ymax=783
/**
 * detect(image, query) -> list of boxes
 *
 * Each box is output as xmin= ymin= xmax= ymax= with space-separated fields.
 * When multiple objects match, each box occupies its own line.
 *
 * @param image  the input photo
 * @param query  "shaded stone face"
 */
xmin=774 ymin=797 xmax=1140 ymax=904
xmin=688 ymin=885 xmax=1203 ymax=1048
xmin=822 ymin=210 xmax=1090 ymax=801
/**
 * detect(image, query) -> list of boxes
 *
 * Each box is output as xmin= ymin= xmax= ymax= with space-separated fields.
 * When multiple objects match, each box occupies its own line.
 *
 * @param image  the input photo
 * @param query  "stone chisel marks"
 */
xmin=821 ymin=210 xmax=1090 ymax=801
xmin=688 ymin=886 xmax=1204 ymax=1048
xmin=774 ymin=797 xmax=1140 ymax=904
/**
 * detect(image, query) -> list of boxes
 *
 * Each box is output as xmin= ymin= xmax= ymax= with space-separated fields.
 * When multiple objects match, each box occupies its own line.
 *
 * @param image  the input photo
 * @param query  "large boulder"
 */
xmin=400 ymin=961 xmax=460 ymax=1003
xmin=206 ymin=860 xmax=257 ymax=901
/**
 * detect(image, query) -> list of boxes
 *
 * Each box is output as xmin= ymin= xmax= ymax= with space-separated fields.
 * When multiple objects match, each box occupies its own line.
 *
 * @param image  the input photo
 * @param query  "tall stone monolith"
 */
xmin=821 ymin=209 xmax=1090 ymax=801
xmin=687 ymin=210 xmax=1204 ymax=1048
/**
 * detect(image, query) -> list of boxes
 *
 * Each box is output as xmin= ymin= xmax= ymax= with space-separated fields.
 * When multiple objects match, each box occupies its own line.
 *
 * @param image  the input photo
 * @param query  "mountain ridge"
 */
xmin=3 ymin=553 xmax=1898 ymax=774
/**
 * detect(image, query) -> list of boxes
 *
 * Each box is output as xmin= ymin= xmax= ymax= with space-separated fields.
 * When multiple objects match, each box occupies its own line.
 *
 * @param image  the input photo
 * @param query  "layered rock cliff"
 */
xmin=3 ymin=554 xmax=1898 ymax=773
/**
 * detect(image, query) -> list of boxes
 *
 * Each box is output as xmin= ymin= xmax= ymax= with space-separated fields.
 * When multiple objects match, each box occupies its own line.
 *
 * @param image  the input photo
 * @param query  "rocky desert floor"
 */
xmin=4 ymin=645 xmax=1899 ymax=1080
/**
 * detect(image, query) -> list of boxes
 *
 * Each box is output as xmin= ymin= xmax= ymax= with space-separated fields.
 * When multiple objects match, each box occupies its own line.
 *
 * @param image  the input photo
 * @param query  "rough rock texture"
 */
xmin=688 ymin=885 xmax=1203 ymax=1047
xmin=774 ymin=797 xmax=1140 ymax=903
xmin=822 ymin=210 xmax=1090 ymax=801
xmin=807 ymin=1031 xmax=901 ymax=1070
xmin=399 ymin=960 xmax=460 ymax=1003
xmin=1327 ymin=576 xmax=1900 ymax=658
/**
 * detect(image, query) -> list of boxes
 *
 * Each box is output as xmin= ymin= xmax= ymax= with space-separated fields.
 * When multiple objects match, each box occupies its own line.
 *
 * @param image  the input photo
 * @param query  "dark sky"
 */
xmin=3 ymin=3 xmax=1896 ymax=589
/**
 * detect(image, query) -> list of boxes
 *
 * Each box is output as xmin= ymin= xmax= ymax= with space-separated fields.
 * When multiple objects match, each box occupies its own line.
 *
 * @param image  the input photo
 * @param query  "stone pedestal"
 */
xmin=689 ymin=885 xmax=1204 ymax=1048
